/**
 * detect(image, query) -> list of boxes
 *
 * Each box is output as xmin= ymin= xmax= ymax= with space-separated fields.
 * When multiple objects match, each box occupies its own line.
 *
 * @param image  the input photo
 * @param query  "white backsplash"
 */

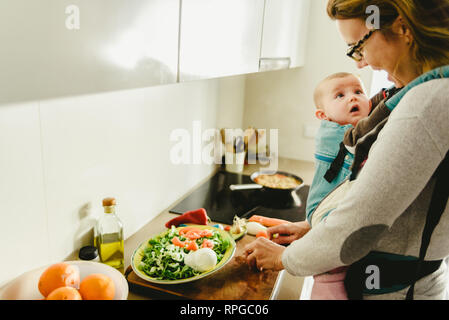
xmin=0 ymin=75 xmax=246 ymax=287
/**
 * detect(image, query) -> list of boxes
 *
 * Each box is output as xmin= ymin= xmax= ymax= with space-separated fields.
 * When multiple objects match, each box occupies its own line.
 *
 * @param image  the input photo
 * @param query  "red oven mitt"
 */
xmin=165 ymin=208 xmax=210 ymax=228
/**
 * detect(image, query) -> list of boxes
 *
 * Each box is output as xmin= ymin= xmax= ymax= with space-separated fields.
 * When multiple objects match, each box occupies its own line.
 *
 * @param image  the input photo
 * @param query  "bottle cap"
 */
xmin=79 ymin=246 xmax=99 ymax=261
xmin=102 ymin=197 xmax=116 ymax=206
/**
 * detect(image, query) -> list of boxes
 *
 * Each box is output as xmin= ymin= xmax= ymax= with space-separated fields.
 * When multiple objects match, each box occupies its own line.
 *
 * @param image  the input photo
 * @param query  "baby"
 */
xmin=306 ymin=72 xmax=399 ymax=300
xmin=314 ymin=72 xmax=371 ymax=127
xmin=307 ymin=72 xmax=371 ymax=226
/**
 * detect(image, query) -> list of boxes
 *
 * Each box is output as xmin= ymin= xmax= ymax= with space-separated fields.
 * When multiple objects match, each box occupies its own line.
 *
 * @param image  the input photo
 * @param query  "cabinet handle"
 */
xmin=259 ymin=57 xmax=291 ymax=72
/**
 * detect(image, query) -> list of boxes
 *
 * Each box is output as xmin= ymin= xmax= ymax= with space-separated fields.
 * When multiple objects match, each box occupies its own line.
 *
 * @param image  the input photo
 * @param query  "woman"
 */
xmin=244 ymin=0 xmax=449 ymax=299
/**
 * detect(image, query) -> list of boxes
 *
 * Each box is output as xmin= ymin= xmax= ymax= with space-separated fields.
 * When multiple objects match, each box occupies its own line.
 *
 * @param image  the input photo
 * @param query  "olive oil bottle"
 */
xmin=95 ymin=197 xmax=124 ymax=270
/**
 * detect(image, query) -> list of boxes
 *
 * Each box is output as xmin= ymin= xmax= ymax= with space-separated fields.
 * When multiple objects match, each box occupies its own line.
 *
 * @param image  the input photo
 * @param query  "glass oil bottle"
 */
xmin=95 ymin=197 xmax=124 ymax=270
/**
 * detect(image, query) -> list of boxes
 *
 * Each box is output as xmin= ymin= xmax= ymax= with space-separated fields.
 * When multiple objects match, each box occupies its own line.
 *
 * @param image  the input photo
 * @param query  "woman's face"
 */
xmin=336 ymin=18 xmax=416 ymax=87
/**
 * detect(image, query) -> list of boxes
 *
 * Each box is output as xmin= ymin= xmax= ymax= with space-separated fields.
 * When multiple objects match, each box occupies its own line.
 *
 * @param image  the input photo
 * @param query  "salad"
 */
xmin=137 ymin=225 xmax=232 ymax=281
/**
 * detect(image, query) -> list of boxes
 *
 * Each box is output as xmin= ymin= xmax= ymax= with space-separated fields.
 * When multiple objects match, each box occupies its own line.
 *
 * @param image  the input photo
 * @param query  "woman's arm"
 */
xmin=282 ymin=80 xmax=449 ymax=277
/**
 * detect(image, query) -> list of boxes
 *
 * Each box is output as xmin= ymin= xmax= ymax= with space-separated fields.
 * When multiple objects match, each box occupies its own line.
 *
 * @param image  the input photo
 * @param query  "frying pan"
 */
xmin=229 ymin=170 xmax=304 ymax=194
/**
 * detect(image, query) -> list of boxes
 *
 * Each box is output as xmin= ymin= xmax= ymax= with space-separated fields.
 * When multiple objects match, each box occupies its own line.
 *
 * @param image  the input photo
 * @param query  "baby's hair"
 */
xmin=313 ymin=72 xmax=361 ymax=108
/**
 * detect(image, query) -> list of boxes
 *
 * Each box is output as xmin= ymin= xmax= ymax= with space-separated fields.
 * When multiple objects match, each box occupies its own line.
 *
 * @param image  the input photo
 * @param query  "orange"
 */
xmin=79 ymin=273 xmax=115 ymax=300
xmin=38 ymin=262 xmax=80 ymax=297
xmin=46 ymin=286 xmax=82 ymax=300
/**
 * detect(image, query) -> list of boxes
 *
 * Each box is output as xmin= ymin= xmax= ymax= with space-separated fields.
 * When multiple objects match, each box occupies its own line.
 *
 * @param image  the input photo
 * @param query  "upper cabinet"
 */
xmin=259 ymin=0 xmax=311 ymax=71
xmin=178 ymin=0 xmax=265 ymax=82
xmin=0 ymin=0 xmax=180 ymax=105
xmin=0 ymin=0 xmax=311 ymax=105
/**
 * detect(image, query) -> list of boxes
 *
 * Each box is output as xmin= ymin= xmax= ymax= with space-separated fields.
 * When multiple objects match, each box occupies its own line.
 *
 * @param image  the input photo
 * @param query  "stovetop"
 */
xmin=169 ymin=170 xmax=309 ymax=225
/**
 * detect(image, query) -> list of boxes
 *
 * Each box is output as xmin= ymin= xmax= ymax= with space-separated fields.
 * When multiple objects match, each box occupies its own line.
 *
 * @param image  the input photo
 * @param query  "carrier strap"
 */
xmin=405 ymin=150 xmax=449 ymax=299
xmin=324 ymin=142 xmax=348 ymax=183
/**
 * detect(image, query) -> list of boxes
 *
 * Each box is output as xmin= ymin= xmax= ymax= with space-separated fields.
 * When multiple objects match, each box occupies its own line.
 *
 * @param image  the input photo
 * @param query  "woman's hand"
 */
xmin=267 ymin=221 xmax=311 ymax=245
xmin=242 ymin=221 xmax=311 ymax=272
xmin=243 ymin=237 xmax=285 ymax=271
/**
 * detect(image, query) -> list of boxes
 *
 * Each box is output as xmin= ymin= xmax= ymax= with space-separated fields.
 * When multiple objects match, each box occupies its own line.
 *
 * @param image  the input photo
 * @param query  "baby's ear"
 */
xmin=315 ymin=109 xmax=328 ymax=120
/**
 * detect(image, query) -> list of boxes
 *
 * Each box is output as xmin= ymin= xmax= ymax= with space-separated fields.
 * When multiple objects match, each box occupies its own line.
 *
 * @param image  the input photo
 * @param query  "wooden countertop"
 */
xmin=124 ymin=158 xmax=315 ymax=300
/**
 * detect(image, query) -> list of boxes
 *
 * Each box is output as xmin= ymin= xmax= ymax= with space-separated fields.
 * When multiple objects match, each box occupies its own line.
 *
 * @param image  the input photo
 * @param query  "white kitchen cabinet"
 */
xmin=259 ymin=0 xmax=311 ymax=71
xmin=179 ymin=0 xmax=265 ymax=82
xmin=0 ymin=0 xmax=180 ymax=105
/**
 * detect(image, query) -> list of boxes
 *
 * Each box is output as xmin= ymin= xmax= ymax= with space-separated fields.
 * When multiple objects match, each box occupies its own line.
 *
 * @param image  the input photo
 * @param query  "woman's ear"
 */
xmin=315 ymin=109 xmax=328 ymax=120
xmin=393 ymin=16 xmax=414 ymax=44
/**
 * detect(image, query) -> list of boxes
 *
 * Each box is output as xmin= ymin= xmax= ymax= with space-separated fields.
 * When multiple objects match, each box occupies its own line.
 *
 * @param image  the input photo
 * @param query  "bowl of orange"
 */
xmin=0 ymin=261 xmax=128 ymax=300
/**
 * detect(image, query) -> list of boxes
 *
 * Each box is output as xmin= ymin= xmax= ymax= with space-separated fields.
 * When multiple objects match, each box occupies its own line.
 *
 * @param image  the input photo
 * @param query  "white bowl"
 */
xmin=0 ymin=261 xmax=128 ymax=300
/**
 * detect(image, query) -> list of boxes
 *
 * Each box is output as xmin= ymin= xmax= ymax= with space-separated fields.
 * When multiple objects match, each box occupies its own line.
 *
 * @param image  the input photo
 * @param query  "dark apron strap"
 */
xmin=324 ymin=142 xmax=348 ymax=183
xmin=406 ymin=150 xmax=449 ymax=299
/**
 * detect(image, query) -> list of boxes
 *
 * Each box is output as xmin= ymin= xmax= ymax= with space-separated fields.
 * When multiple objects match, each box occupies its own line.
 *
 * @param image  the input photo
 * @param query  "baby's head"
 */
xmin=314 ymin=72 xmax=370 ymax=127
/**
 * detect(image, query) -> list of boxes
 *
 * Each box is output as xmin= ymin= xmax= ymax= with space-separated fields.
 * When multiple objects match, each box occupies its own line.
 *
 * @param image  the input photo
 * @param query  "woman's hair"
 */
xmin=326 ymin=0 xmax=449 ymax=72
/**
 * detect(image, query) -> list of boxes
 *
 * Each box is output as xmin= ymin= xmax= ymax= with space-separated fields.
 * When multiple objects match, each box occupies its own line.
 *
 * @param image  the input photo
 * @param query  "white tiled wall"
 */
xmin=0 ymin=75 xmax=246 ymax=287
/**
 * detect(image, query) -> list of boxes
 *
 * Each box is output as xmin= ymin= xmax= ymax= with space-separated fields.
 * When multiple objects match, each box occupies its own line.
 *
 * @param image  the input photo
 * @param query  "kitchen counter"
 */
xmin=124 ymin=157 xmax=315 ymax=300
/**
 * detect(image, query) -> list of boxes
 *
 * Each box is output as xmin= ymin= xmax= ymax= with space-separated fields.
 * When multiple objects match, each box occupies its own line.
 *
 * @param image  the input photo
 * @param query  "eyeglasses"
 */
xmin=346 ymin=29 xmax=377 ymax=62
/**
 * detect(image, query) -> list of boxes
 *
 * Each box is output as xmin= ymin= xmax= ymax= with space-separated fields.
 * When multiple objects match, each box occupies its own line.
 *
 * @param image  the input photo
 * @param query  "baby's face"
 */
xmin=319 ymin=76 xmax=370 ymax=127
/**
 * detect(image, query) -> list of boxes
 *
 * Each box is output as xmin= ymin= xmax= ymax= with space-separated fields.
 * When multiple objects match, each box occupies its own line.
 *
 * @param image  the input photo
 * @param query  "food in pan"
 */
xmin=254 ymin=173 xmax=301 ymax=189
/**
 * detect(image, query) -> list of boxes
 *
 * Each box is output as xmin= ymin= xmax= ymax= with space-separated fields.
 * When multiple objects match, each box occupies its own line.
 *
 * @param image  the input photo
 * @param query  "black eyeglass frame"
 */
xmin=346 ymin=29 xmax=378 ymax=61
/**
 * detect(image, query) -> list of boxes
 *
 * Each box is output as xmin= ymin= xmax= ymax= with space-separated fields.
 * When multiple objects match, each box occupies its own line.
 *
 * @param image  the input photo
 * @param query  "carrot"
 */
xmin=256 ymin=230 xmax=269 ymax=239
xmin=186 ymin=241 xmax=199 ymax=251
xmin=248 ymin=215 xmax=290 ymax=227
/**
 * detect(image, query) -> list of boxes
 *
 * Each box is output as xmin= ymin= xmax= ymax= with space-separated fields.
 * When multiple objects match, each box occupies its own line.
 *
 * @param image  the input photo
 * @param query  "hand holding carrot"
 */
xmin=267 ymin=221 xmax=311 ymax=245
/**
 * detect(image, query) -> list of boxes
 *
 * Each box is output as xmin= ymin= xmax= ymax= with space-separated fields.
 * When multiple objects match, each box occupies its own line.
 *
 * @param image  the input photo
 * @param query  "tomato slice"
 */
xmin=171 ymin=236 xmax=185 ymax=247
xmin=186 ymin=241 xmax=199 ymax=251
xmin=179 ymin=227 xmax=202 ymax=235
xmin=199 ymin=229 xmax=213 ymax=238
xmin=179 ymin=227 xmax=214 ymax=239
xmin=185 ymin=231 xmax=202 ymax=240
xmin=201 ymin=239 xmax=214 ymax=249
